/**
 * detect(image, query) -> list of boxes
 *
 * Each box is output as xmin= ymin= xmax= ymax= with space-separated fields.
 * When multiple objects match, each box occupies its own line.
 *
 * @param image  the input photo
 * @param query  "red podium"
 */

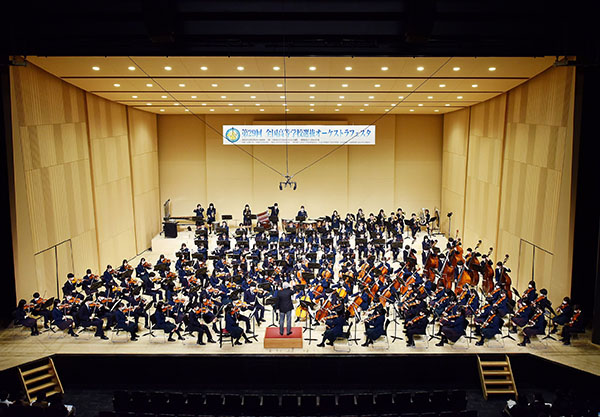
xmin=263 ymin=327 xmax=303 ymax=349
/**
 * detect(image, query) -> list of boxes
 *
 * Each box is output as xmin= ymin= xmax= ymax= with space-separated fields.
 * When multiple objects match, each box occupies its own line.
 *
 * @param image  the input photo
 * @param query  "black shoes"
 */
xmin=197 ymin=340 xmax=206 ymax=345
xmin=317 ymin=342 xmax=325 ymax=347
xmin=287 ymin=331 xmax=293 ymax=336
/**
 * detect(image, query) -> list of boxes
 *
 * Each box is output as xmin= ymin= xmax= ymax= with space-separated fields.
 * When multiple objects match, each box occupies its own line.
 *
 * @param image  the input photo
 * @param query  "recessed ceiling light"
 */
xmin=309 ymin=84 xmax=316 ymax=87
xmin=398 ymin=96 xmax=404 ymax=99
xmin=406 ymin=84 xmax=413 ymax=88
xmin=161 ymin=95 xmax=167 ymax=99
xmin=427 ymin=96 xmax=433 ymax=99
xmin=472 ymin=84 xmax=478 ymax=88
xmin=417 ymin=66 xmax=424 ymax=71
xmin=310 ymin=109 xmax=315 ymax=112
xmin=385 ymin=109 xmax=389 ymax=112
xmin=191 ymin=95 xmax=197 ymax=99
xmin=488 ymin=67 xmax=496 ymax=71
xmin=221 ymin=95 xmax=227 ymax=99
xmin=113 ymin=83 xmax=120 ymax=87
xmin=273 ymin=66 xmax=280 ymax=71
xmin=146 ymin=83 xmax=153 ymax=87
xmin=259 ymin=109 xmax=265 ymax=112
xmin=228 ymin=103 xmax=233 ymax=106
xmin=164 ymin=66 xmax=172 ymax=71
xmin=345 ymin=66 xmax=352 ymax=71
xmin=131 ymin=95 xmax=138 ymax=98
xmin=209 ymin=109 xmax=214 ymax=112
xmin=202 ymin=103 xmax=206 ymax=106
xmin=309 ymin=96 xmax=315 ymax=99
xmin=342 ymin=84 xmax=348 ymax=87
xmin=369 ymin=96 xmax=374 ymax=99
xmin=185 ymin=109 xmax=190 ymax=112
xmin=174 ymin=103 xmax=180 ymax=106
xmin=339 ymin=96 xmax=345 ymax=99
xmin=457 ymin=96 xmax=463 ymax=99
xmin=244 ymin=84 xmax=251 ymax=87
xmin=280 ymin=96 xmax=285 ymax=99
xmin=160 ymin=109 xmax=165 ymax=112
xmin=337 ymin=103 xmax=342 ymax=106
xmin=237 ymin=66 xmax=245 ymax=71
xmin=277 ymin=83 xmax=283 ymax=87
xmin=200 ymin=66 xmax=208 ymax=71
xmin=418 ymin=103 xmax=423 ymax=107
xmin=409 ymin=109 xmax=415 ymax=112
xmin=178 ymin=84 xmax=186 ymax=87
xmin=211 ymin=83 xmax=218 ymax=87
xmin=381 ymin=66 xmax=388 ymax=71
xmin=359 ymin=109 xmax=364 ymax=111
xmin=335 ymin=109 xmax=340 ymax=112
xmin=146 ymin=103 xmax=152 ymax=106
xmin=364 ymin=104 xmax=369 ymax=107
xmin=309 ymin=103 xmax=315 ymax=106
xmin=285 ymin=109 xmax=290 ymax=112
xmin=445 ymin=104 xmax=450 ymax=106
xmin=453 ymin=67 xmax=461 ymax=71
xmin=256 ymin=103 xmax=260 ymax=106
xmin=434 ymin=109 xmax=439 ymax=112
xmin=390 ymin=103 xmax=395 ymax=106
xmin=235 ymin=109 xmax=239 ymax=112
xmin=282 ymin=103 xmax=287 ymax=106
xmin=439 ymin=84 xmax=446 ymax=88
xmin=374 ymin=84 xmax=381 ymax=88
xmin=250 ymin=95 xmax=256 ymax=99
xmin=309 ymin=66 xmax=316 ymax=71
xmin=92 ymin=66 xmax=100 ymax=71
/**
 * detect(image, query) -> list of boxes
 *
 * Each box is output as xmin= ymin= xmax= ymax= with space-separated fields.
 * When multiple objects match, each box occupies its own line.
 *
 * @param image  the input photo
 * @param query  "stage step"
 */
xmin=477 ymin=354 xmax=518 ymax=400
xmin=18 ymin=357 xmax=64 ymax=404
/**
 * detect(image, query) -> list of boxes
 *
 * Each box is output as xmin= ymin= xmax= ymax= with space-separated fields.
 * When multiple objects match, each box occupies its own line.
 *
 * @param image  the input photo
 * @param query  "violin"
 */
xmin=363 ymin=311 xmax=383 ymax=323
xmin=142 ymin=261 xmax=152 ymax=269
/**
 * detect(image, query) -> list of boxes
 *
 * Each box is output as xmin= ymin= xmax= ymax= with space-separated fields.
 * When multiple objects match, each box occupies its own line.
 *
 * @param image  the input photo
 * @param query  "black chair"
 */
xmin=224 ymin=394 xmax=243 ymax=415
xmin=412 ymin=391 xmax=431 ymax=412
xmin=281 ymin=395 xmax=299 ymax=414
xmin=319 ymin=394 xmax=337 ymax=415
xmin=113 ymin=391 xmax=132 ymax=412
xmin=168 ymin=392 xmax=187 ymax=414
xmin=356 ymin=394 xmax=374 ymax=414
xmin=448 ymin=390 xmax=467 ymax=411
xmin=150 ymin=392 xmax=170 ymax=413
xmin=430 ymin=391 xmax=450 ymax=412
xmin=130 ymin=391 xmax=151 ymax=413
xmin=338 ymin=394 xmax=356 ymax=411
xmin=394 ymin=392 xmax=412 ymax=414
xmin=243 ymin=394 xmax=262 ymax=415
xmin=262 ymin=394 xmax=281 ymax=414
xmin=301 ymin=394 xmax=319 ymax=415
xmin=374 ymin=393 xmax=395 ymax=414
xmin=186 ymin=393 xmax=205 ymax=414
xmin=204 ymin=393 xmax=224 ymax=414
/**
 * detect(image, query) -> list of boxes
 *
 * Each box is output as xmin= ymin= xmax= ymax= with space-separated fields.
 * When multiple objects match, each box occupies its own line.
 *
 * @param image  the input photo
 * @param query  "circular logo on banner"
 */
xmin=225 ymin=127 xmax=241 ymax=143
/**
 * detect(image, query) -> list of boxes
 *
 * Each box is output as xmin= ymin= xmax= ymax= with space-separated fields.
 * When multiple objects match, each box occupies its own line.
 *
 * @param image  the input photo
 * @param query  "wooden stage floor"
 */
xmin=1 ymin=317 xmax=599 ymax=376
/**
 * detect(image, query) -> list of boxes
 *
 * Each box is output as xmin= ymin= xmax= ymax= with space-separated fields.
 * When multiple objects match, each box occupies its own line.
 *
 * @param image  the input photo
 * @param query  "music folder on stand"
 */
xmin=265 ymin=297 xmax=278 ymax=328
xmin=299 ymin=299 xmax=318 ymax=344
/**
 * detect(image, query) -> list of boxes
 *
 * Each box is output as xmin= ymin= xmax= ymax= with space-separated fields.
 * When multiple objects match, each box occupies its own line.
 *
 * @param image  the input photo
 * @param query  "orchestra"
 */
xmin=11 ymin=203 xmax=584 ymax=350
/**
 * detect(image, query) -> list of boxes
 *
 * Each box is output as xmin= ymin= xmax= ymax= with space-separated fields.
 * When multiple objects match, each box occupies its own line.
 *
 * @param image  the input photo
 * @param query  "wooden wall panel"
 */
xmin=33 ymin=250 xmax=58 ymax=300
xmin=127 ymin=108 xmax=160 ymax=253
xmin=441 ymin=108 xmax=470 ymax=237
xmin=463 ymin=94 xmax=506 ymax=251
xmin=86 ymin=93 xmax=137 ymax=268
xmin=10 ymin=64 xmax=98 ymax=301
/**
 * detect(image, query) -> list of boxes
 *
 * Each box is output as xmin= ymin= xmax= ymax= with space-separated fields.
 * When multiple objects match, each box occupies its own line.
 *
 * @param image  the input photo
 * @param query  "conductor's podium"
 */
xmin=263 ymin=327 xmax=303 ymax=349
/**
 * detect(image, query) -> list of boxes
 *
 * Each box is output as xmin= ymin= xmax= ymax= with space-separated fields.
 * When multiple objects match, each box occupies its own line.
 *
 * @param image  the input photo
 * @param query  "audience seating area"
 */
xmin=99 ymin=389 xmax=474 ymax=417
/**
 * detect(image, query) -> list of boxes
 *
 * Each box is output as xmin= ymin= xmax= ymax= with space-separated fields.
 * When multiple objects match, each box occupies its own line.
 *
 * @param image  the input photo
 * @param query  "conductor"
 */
xmin=275 ymin=282 xmax=294 ymax=335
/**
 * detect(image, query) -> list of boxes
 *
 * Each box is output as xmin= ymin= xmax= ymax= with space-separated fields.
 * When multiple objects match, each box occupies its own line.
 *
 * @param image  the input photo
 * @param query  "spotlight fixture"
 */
xmin=279 ymin=176 xmax=297 ymax=190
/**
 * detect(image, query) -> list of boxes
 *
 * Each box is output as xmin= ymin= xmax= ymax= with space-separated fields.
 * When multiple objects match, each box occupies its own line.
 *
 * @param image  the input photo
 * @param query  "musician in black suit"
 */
xmin=77 ymin=300 xmax=108 ymax=339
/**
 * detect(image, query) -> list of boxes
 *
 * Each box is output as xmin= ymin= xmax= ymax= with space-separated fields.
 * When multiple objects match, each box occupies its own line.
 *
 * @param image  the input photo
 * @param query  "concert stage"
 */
xmin=1 ymin=320 xmax=599 ymax=376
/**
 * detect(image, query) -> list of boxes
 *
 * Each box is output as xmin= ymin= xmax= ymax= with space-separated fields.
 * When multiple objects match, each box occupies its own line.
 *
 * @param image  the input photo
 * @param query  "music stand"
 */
xmin=541 ymin=311 xmax=557 ymax=341
xmin=279 ymin=241 xmax=290 ymax=249
xmin=221 ymin=215 xmax=233 ymax=221
xmin=348 ymin=309 xmax=361 ymax=345
xmin=285 ymin=226 xmax=296 ymax=234
xmin=389 ymin=302 xmax=403 ymax=343
xmin=308 ymin=262 xmax=320 ymax=270
xmin=356 ymin=238 xmax=367 ymax=246
xmin=300 ymin=299 xmax=318 ymax=344
xmin=265 ymin=297 xmax=278 ymax=328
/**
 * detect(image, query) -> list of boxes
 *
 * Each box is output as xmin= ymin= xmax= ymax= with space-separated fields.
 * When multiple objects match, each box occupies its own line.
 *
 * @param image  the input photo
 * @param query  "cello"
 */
xmin=459 ymin=240 xmax=482 ymax=289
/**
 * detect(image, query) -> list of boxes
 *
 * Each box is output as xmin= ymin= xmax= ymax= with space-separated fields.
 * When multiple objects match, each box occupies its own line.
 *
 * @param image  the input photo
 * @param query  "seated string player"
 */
xmin=551 ymin=297 xmax=573 ymax=334
xmin=404 ymin=309 xmax=428 ymax=347
xmin=13 ymin=300 xmax=40 ymax=336
xmin=435 ymin=306 xmax=467 ymax=346
xmin=76 ymin=299 xmax=108 ymax=340
xmin=51 ymin=299 xmax=78 ymax=337
xmin=114 ymin=303 xmax=139 ymax=341
xmin=30 ymin=292 xmax=52 ymax=328
xmin=517 ymin=307 xmax=546 ymax=346
xmin=317 ymin=307 xmax=347 ymax=347
xmin=560 ymin=305 xmax=584 ymax=345
xmin=361 ymin=303 xmax=386 ymax=347
xmin=475 ymin=306 xmax=503 ymax=345
xmin=224 ymin=304 xmax=253 ymax=345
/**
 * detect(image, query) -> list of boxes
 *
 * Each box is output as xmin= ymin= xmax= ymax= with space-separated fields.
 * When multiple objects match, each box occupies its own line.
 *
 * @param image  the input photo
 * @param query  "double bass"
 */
xmin=481 ymin=248 xmax=494 ymax=295
xmin=498 ymin=254 xmax=512 ymax=300
xmin=456 ymin=240 xmax=482 ymax=292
